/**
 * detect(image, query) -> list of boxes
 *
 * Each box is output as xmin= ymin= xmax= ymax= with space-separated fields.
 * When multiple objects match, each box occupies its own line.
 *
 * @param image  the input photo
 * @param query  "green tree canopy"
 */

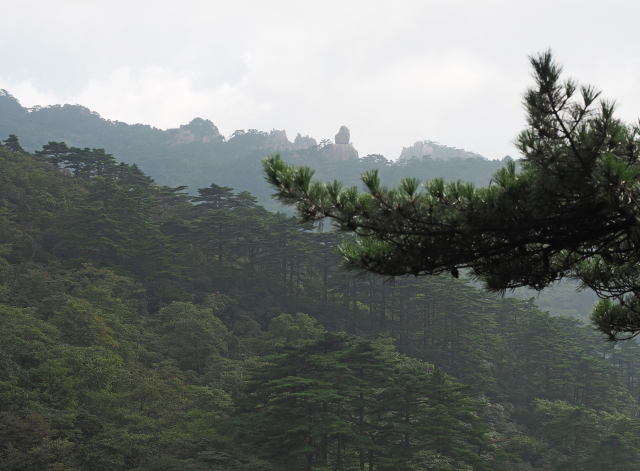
xmin=2 ymin=134 xmax=25 ymax=153
xmin=263 ymin=50 xmax=640 ymax=341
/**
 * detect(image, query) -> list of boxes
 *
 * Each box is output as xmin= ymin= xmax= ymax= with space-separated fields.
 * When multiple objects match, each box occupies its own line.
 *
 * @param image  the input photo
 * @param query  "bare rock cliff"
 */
xmin=398 ymin=140 xmax=485 ymax=161
xmin=321 ymin=126 xmax=359 ymax=161
xmin=167 ymin=118 xmax=223 ymax=144
xmin=264 ymin=129 xmax=292 ymax=150
xmin=292 ymin=133 xmax=317 ymax=150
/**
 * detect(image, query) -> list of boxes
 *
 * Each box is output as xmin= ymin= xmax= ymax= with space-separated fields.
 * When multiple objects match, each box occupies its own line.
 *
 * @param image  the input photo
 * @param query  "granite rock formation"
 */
xmin=292 ymin=133 xmax=317 ymax=150
xmin=167 ymin=118 xmax=223 ymax=144
xmin=165 ymin=118 xmax=224 ymax=144
xmin=264 ymin=129 xmax=291 ymax=150
xmin=335 ymin=126 xmax=350 ymax=145
xmin=261 ymin=130 xmax=318 ymax=151
xmin=321 ymin=125 xmax=359 ymax=161
xmin=398 ymin=140 xmax=485 ymax=161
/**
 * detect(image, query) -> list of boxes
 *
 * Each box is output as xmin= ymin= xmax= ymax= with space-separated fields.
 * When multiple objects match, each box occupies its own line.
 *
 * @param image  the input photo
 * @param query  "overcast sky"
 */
xmin=2 ymin=1 xmax=639 ymax=160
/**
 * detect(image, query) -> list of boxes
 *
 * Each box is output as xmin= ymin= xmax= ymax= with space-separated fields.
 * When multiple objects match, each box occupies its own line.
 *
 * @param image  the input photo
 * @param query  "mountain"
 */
xmin=398 ymin=140 xmax=488 ymax=161
xmin=0 ymin=90 xmax=508 ymax=211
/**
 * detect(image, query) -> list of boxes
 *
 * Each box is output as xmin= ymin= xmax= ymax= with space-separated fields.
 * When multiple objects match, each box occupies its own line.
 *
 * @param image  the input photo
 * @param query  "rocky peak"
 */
xmin=168 ymin=118 xmax=223 ymax=144
xmin=292 ymin=133 xmax=317 ymax=150
xmin=260 ymin=130 xmax=318 ymax=151
xmin=398 ymin=140 xmax=485 ymax=161
xmin=321 ymin=126 xmax=359 ymax=161
xmin=335 ymin=126 xmax=350 ymax=145
xmin=264 ymin=129 xmax=291 ymax=150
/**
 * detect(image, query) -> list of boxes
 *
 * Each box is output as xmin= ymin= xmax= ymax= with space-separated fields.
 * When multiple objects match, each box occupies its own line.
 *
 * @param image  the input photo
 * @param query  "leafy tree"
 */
xmin=263 ymin=51 xmax=640 ymax=340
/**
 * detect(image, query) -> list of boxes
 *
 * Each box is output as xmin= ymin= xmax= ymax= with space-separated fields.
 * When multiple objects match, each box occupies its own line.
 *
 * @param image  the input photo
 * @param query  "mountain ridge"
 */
xmin=0 ymin=90 xmax=507 ymax=212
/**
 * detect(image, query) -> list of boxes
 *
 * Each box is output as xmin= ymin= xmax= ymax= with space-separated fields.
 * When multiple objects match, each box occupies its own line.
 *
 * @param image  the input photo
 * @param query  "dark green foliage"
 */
xmin=2 ymin=138 xmax=640 ymax=470
xmin=263 ymin=51 xmax=640 ymax=341
xmin=238 ymin=333 xmax=493 ymax=470
xmin=2 ymin=134 xmax=25 ymax=153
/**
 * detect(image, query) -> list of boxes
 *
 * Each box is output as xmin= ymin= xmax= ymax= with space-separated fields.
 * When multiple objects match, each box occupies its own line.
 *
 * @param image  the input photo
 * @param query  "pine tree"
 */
xmin=2 ymin=135 xmax=25 ymax=153
xmin=263 ymin=51 xmax=640 ymax=340
xmin=192 ymin=183 xmax=235 ymax=210
xmin=378 ymin=356 xmax=495 ymax=470
xmin=35 ymin=141 xmax=70 ymax=167
xmin=237 ymin=333 xmax=352 ymax=471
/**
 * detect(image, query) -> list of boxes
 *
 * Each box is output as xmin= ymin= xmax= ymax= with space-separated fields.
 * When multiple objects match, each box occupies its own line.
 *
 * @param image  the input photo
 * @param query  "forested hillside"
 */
xmin=1 ymin=139 xmax=640 ymax=470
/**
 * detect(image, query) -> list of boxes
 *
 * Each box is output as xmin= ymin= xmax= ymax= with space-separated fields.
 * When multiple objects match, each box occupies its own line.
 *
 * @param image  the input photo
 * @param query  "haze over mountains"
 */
xmin=0 ymin=90 xmax=508 ymax=209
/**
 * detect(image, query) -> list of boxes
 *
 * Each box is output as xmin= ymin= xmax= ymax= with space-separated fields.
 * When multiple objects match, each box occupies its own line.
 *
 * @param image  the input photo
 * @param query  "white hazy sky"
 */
xmin=2 ymin=1 xmax=639 ymax=160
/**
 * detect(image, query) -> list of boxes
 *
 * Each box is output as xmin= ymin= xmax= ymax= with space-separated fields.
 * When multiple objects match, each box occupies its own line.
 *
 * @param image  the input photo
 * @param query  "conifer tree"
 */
xmin=2 ymin=134 xmax=25 ymax=153
xmin=238 ymin=333 xmax=352 ymax=471
xmin=263 ymin=51 xmax=640 ymax=340
xmin=35 ymin=141 xmax=70 ymax=167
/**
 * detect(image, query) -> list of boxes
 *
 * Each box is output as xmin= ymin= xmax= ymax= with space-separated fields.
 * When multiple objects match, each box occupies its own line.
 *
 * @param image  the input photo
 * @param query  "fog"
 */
xmin=2 ymin=0 xmax=639 ymax=160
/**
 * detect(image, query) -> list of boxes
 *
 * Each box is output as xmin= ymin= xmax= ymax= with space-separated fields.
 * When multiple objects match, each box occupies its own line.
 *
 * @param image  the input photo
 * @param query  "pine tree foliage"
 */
xmin=239 ymin=333 xmax=494 ymax=470
xmin=263 ymin=51 xmax=640 ymax=341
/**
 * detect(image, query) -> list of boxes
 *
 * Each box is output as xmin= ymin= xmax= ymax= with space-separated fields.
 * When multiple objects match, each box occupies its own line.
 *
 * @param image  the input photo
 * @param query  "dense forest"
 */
xmin=1 ymin=136 xmax=640 ymax=470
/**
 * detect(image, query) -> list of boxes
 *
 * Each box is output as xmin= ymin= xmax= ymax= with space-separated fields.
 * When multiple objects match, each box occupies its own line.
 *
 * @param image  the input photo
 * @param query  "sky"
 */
xmin=1 ymin=0 xmax=639 ymax=160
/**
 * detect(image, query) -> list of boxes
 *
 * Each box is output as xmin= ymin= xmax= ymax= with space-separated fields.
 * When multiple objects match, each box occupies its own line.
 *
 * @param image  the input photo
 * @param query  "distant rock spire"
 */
xmin=335 ymin=126 xmax=350 ymax=145
xmin=264 ymin=129 xmax=291 ymax=150
xmin=292 ymin=133 xmax=317 ymax=150
xmin=321 ymin=126 xmax=358 ymax=161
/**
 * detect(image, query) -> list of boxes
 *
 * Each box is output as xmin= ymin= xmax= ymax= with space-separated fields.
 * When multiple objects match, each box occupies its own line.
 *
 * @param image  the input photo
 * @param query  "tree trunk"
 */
xmin=422 ymin=305 xmax=428 ymax=349
xmin=337 ymin=407 xmax=342 ymax=469
xmin=369 ymin=274 xmax=374 ymax=318
xmin=380 ymin=281 xmax=386 ymax=331
xmin=353 ymin=279 xmax=358 ymax=316
xmin=249 ymin=248 xmax=256 ymax=288
xmin=399 ymin=300 xmax=405 ymax=347
xmin=359 ymin=396 xmax=365 ymax=469
xmin=289 ymin=260 xmax=295 ymax=299
xmin=296 ymin=261 xmax=301 ymax=313
xmin=391 ymin=284 xmax=395 ymax=338
xmin=405 ymin=392 xmax=410 ymax=450
xmin=307 ymin=406 xmax=313 ymax=471
xmin=359 ymin=366 xmax=365 ymax=470
xmin=283 ymin=259 xmax=287 ymax=299
xmin=323 ymin=254 xmax=328 ymax=317
xmin=358 ymin=367 xmax=365 ymax=469
xmin=322 ymin=402 xmax=328 ymax=466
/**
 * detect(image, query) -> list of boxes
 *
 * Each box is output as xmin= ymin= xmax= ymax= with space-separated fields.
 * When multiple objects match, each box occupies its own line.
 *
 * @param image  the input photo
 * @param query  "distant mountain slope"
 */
xmin=0 ymin=90 xmax=510 ymax=210
xmin=398 ymin=140 xmax=487 ymax=161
